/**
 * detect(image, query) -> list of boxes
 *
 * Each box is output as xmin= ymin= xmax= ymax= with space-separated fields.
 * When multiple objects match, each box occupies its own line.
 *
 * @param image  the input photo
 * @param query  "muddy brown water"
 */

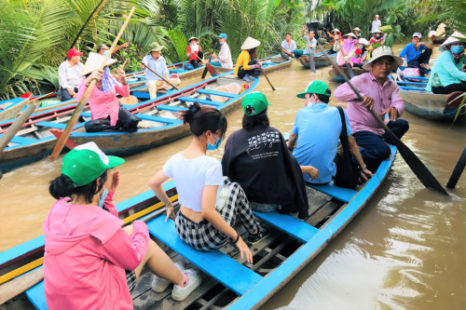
xmin=1 ymin=44 xmax=465 ymax=309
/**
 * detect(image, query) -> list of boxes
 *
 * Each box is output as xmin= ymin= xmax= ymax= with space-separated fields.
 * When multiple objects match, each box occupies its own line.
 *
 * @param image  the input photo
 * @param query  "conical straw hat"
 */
xmin=343 ymin=32 xmax=357 ymax=39
xmin=241 ymin=37 xmax=261 ymax=50
xmin=362 ymin=46 xmax=403 ymax=71
xmin=439 ymin=31 xmax=466 ymax=52
xmin=82 ymin=52 xmax=117 ymax=76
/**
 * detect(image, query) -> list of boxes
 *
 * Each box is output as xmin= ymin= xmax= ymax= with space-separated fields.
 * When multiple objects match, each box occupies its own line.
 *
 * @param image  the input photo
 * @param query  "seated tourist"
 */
xmin=400 ymin=32 xmax=433 ymax=76
xmin=234 ymin=37 xmax=262 ymax=83
xmin=221 ymin=92 xmax=317 ymax=219
xmin=334 ymin=46 xmax=409 ymax=172
xmin=210 ymin=33 xmax=233 ymax=68
xmin=369 ymin=30 xmax=385 ymax=51
xmin=148 ymin=102 xmax=270 ymax=261
xmin=352 ymin=27 xmax=362 ymax=39
xmin=426 ymin=32 xmax=466 ymax=94
xmin=140 ymin=42 xmax=181 ymax=99
xmin=58 ymin=48 xmax=84 ymax=101
xmin=338 ymin=33 xmax=360 ymax=68
xmin=288 ymin=81 xmax=372 ymax=185
xmin=281 ymin=32 xmax=297 ymax=60
xmin=78 ymin=53 xmax=140 ymax=133
xmin=326 ymin=28 xmax=342 ymax=55
xmin=44 ymin=142 xmax=200 ymax=310
xmin=186 ymin=37 xmax=204 ymax=69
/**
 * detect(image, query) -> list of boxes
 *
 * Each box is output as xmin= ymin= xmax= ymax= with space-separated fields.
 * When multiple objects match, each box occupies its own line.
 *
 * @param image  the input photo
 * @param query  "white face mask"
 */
xmin=305 ymin=95 xmax=317 ymax=107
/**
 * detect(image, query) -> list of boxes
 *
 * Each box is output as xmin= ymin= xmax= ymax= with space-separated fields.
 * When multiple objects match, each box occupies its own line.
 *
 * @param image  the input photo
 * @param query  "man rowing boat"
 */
xmin=209 ymin=33 xmax=233 ymax=68
xmin=140 ymin=42 xmax=181 ymax=99
xmin=334 ymin=46 xmax=409 ymax=173
xmin=58 ymin=48 xmax=84 ymax=101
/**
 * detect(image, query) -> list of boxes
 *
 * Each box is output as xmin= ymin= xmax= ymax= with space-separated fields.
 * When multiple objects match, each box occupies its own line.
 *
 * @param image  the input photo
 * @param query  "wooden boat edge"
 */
xmin=227 ymin=145 xmax=397 ymax=310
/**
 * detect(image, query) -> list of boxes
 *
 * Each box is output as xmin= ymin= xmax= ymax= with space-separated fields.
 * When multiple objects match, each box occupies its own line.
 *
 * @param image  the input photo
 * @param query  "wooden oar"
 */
xmin=446 ymin=146 xmax=466 ymax=189
xmin=50 ymin=7 xmax=136 ymax=161
xmin=260 ymin=68 xmax=276 ymax=91
xmin=0 ymin=92 xmax=54 ymax=153
xmin=141 ymin=64 xmax=179 ymax=91
xmin=202 ymin=41 xmax=217 ymax=79
xmin=315 ymin=44 xmax=449 ymax=196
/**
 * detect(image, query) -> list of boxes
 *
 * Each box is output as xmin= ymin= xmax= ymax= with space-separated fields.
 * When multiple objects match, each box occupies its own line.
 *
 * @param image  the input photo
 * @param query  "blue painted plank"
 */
xmin=36 ymin=122 xmax=66 ymax=130
xmin=146 ymin=216 xmax=263 ymax=295
xmin=156 ymin=105 xmax=188 ymax=112
xmin=26 ymin=279 xmax=48 ymax=310
xmin=400 ymin=86 xmax=427 ymax=92
xmin=8 ymin=135 xmax=37 ymax=145
xmin=196 ymin=89 xmax=240 ymax=98
xmin=253 ymin=211 xmax=318 ymax=243
xmin=115 ymin=180 xmax=175 ymax=213
xmin=0 ymin=236 xmax=44 ymax=266
xmin=80 ymin=112 xmax=92 ymax=117
xmin=306 ymin=182 xmax=357 ymax=203
xmin=178 ymin=97 xmax=221 ymax=107
xmin=227 ymin=145 xmax=397 ymax=309
xmin=135 ymin=114 xmax=183 ymax=125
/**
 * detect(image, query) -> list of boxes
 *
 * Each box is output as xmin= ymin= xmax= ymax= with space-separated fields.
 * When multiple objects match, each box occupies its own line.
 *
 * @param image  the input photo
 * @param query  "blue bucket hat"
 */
xmin=219 ymin=33 xmax=227 ymax=39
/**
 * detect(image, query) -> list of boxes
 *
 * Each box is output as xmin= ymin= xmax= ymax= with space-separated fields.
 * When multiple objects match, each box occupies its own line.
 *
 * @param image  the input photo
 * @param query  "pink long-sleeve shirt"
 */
xmin=333 ymin=72 xmax=405 ymax=136
xmin=43 ymin=192 xmax=149 ymax=310
xmin=77 ymin=80 xmax=130 ymax=126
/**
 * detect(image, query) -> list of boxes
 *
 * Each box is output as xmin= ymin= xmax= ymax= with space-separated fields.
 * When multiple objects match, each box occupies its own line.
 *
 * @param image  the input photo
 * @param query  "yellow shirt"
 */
xmin=234 ymin=50 xmax=251 ymax=75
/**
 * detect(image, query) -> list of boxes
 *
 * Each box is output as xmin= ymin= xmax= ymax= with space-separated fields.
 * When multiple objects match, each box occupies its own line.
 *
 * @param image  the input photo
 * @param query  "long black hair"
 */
xmin=49 ymin=171 xmax=108 ymax=204
xmin=242 ymin=109 xmax=269 ymax=130
xmin=179 ymin=102 xmax=227 ymax=137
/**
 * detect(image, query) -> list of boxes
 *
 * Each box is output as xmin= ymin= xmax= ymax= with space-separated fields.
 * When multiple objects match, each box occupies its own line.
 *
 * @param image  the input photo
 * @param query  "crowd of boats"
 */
xmin=0 ymin=24 xmax=464 ymax=310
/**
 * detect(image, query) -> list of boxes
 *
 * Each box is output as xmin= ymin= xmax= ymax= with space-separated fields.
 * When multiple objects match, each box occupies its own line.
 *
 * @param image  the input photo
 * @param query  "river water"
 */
xmin=1 ymin=44 xmax=465 ymax=309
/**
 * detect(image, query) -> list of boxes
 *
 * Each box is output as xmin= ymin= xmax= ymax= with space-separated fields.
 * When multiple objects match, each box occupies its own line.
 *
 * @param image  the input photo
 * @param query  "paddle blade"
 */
xmin=201 ymin=66 xmax=209 ymax=79
xmin=309 ymin=55 xmax=316 ymax=73
xmin=394 ymin=138 xmax=449 ymax=195
xmin=346 ymin=65 xmax=355 ymax=78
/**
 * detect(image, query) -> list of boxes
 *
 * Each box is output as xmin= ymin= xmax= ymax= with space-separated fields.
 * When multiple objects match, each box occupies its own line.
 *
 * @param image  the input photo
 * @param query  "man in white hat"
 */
xmin=334 ymin=46 xmax=409 ymax=173
xmin=426 ymin=32 xmax=466 ymax=94
xmin=234 ymin=37 xmax=262 ymax=82
xmin=399 ymin=32 xmax=434 ymax=76
xmin=186 ymin=37 xmax=204 ymax=69
xmin=371 ymin=15 xmax=381 ymax=33
xmin=140 ymin=42 xmax=181 ymax=99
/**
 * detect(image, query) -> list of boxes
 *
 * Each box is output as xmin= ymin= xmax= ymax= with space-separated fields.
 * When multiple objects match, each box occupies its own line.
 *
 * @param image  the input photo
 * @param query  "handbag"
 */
xmin=334 ymin=107 xmax=360 ymax=190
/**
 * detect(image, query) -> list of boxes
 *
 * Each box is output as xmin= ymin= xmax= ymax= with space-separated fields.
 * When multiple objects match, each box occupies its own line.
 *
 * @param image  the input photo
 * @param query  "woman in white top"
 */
xmin=149 ymin=102 xmax=269 ymax=262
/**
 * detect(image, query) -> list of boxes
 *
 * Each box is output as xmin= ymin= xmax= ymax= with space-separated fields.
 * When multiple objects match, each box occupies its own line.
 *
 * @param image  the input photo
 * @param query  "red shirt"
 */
xmin=187 ymin=44 xmax=203 ymax=62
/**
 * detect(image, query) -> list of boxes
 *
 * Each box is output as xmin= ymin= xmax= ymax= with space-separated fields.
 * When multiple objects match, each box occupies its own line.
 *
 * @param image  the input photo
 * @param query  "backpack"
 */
xmin=334 ymin=107 xmax=360 ymax=190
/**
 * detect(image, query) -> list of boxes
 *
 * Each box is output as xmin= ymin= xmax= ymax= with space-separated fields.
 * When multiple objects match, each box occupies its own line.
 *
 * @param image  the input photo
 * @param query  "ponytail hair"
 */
xmin=178 ymin=102 xmax=227 ymax=137
xmin=49 ymin=171 xmax=108 ymax=203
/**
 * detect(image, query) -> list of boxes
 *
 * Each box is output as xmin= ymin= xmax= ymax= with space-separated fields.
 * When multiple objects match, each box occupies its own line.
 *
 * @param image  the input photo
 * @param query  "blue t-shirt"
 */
xmin=292 ymin=103 xmax=352 ymax=184
xmin=400 ymin=42 xmax=427 ymax=63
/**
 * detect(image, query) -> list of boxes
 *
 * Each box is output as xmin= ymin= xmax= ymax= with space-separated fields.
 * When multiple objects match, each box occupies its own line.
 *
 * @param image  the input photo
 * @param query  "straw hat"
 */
xmin=343 ymin=32 xmax=357 ymax=39
xmin=352 ymin=27 xmax=361 ymax=32
xmin=241 ymin=37 xmax=261 ymax=50
xmin=358 ymin=38 xmax=370 ymax=46
xmin=439 ymin=32 xmax=466 ymax=52
xmin=148 ymin=42 xmax=164 ymax=53
xmin=188 ymin=37 xmax=199 ymax=42
xmin=372 ymin=30 xmax=384 ymax=34
xmin=82 ymin=52 xmax=117 ymax=76
xmin=362 ymin=46 xmax=403 ymax=71
xmin=331 ymin=28 xmax=340 ymax=34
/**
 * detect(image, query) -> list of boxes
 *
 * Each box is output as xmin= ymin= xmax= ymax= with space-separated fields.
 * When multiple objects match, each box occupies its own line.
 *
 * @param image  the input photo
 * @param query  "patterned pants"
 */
xmin=175 ymin=178 xmax=258 ymax=251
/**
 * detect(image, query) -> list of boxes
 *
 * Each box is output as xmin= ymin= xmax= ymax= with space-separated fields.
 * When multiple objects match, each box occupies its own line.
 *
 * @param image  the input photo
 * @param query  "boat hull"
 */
xmin=400 ymin=89 xmax=466 ymax=121
xmin=299 ymin=51 xmax=337 ymax=69
xmin=210 ymin=54 xmax=293 ymax=77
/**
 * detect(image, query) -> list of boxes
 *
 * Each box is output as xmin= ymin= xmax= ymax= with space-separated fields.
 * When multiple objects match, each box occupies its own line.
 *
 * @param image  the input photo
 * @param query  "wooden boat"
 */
xmin=0 ymin=73 xmax=258 ymax=173
xmin=0 ymin=143 xmax=396 ymax=310
xmin=431 ymin=36 xmax=447 ymax=45
xmin=209 ymin=54 xmax=294 ymax=77
xmin=394 ymin=67 xmax=466 ymax=121
xmin=299 ymin=50 xmax=337 ymax=69
xmin=0 ymin=72 xmax=146 ymax=123
xmin=328 ymin=66 xmax=367 ymax=82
